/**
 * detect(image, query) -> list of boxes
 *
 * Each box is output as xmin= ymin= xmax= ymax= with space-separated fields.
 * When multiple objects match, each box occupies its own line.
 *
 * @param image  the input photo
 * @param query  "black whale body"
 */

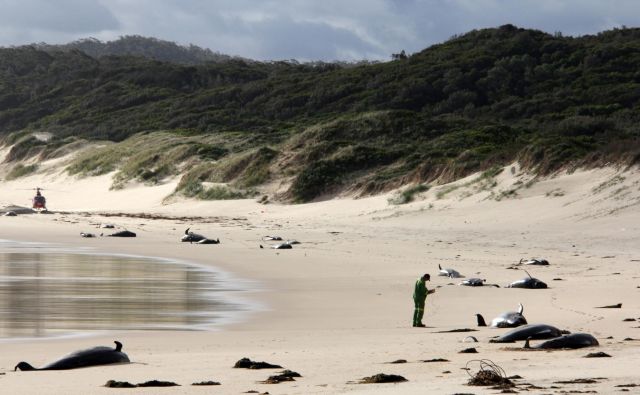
xmin=15 ymin=341 xmax=130 ymax=371
xmin=524 ymin=333 xmax=599 ymax=349
xmin=508 ymin=270 xmax=547 ymax=289
xmin=181 ymin=227 xmax=206 ymax=242
xmin=107 ymin=230 xmax=136 ymax=237
xmin=489 ymin=324 xmax=564 ymax=343
xmin=476 ymin=303 xmax=527 ymax=328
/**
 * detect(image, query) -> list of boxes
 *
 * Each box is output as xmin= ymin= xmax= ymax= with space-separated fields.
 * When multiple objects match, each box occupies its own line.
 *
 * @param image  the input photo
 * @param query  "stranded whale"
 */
xmin=476 ymin=303 xmax=527 ymax=328
xmin=438 ymin=264 xmax=463 ymax=278
xmin=524 ymin=333 xmax=599 ymax=349
xmin=489 ymin=324 xmax=565 ymax=343
xmin=507 ymin=270 xmax=547 ymax=289
xmin=15 ymin=341 xmax=130 ymax=371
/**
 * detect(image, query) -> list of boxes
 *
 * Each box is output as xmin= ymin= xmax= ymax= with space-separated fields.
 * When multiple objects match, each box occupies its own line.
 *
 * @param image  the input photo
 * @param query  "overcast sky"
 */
xmin=0 ymin=0 xmax=638 ymax=61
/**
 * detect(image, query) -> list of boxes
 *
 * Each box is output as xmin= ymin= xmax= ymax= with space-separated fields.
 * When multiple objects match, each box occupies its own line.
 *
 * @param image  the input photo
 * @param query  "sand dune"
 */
xmin=1 ymin=164 xmax=639 ymax=394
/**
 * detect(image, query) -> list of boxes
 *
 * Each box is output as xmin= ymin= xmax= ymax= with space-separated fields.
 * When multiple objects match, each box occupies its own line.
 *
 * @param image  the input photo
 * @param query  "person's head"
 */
xmin=422 ymin=273 xmax=430 ymax=281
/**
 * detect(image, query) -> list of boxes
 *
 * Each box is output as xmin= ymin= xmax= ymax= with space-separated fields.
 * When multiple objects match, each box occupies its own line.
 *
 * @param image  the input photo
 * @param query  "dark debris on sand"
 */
xmin=553 ymin=378 xmax=602 ymax=384
xmin=358 ymin=373 xmax=408 ymax=384
xmin=596 ymin=303 xmax=622 ymax=308
xmin=192 ymin=381 xmax=221 ymax=386
xmin=105 ymin=380 xmax=136 ymax=388
xmin=387 ymin=359 xmax=407 ymax=364
xmin=421 ymin=358 xmax=450 ymax=362
xmin=467 ymin=370 xmax=514 ymax=388
xmin=584 ymin=352 xmax=611 ymax=358
xmin=459 ymin=347 xmax=478 ymax=353
xmin=105 ymin=380 xmax=180 ymax=388
xmin=465 ymin=359 xmax=519 ymax=391
xmin=260 ymin=370 xmax=302 ymax=384
xmin=234 ymin=357 xmax=283 ymax=369
xmin=435 ymin=328 xmax=477 ymax=333
xmin=137 ymin=380 xmax=180 ymax=387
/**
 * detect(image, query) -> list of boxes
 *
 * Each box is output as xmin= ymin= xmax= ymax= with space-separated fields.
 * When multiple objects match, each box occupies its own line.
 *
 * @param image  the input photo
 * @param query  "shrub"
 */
xmin=5 ymin=163 xmax=38 ymax=180
xmin=389 ymin=184 xmax=430 ymax=205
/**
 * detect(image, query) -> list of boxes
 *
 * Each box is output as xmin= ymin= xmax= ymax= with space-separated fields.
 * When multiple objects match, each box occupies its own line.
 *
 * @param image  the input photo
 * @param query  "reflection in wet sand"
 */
xmin=0 ymin=242 xmax=241 ymax=338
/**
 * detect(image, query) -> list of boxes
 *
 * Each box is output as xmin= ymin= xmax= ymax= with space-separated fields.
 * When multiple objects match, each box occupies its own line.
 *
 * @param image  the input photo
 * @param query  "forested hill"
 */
xmin=1 ymin=25 xmax=639 ymax=202
xmin=31 ymin=35 xmax=242 ymax=65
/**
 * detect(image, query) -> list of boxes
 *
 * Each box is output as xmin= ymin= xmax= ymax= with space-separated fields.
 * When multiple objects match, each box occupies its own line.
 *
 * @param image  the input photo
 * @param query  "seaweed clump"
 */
xmin=466 ymin=359 xmax=514 ymax=389
xmin=234 ymin=357 xmax=282 ymax=369
xmin=260 ymin=370 xmax=302 ymax=384
xmin=359 ymin=373 xmax=408 ymax=384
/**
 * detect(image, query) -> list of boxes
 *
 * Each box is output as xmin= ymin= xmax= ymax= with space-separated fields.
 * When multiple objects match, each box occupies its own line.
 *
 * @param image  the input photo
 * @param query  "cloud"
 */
xmin=0 ymin=0 xmax=639 ymax=60
xmin=0 ymin=0 xmax=119 ymax=43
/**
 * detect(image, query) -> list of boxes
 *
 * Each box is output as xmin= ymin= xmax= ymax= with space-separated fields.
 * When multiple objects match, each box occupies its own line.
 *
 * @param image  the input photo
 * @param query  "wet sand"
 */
xmin=0 ymin=165 xmax=639 ymax=393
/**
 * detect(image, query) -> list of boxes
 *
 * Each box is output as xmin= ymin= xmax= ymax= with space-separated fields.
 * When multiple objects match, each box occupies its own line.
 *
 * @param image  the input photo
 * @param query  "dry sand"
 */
xmin=1 ymin=164 xmax=639 ymax=394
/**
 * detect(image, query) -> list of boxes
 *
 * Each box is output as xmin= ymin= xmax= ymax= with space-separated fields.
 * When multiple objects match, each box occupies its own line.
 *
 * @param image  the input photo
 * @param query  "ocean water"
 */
xmin=0 ymin=239 xmax=255 ymax=339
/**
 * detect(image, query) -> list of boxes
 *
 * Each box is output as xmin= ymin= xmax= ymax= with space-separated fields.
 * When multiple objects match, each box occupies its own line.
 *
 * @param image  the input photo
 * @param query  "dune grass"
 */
xmin=5 ymin=163 xmax=38 ymax=180
xmin=389 ymin=184 xmax=430 ymax=205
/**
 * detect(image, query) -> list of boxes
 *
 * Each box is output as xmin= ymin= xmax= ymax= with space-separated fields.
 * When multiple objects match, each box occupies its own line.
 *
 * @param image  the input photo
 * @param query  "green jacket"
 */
xmin=413 ymin=279 xmax=429 ymax=302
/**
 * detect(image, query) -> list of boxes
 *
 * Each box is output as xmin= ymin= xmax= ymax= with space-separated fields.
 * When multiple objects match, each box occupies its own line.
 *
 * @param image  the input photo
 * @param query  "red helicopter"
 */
xmin=32 ymin=187 xmax=47 ymax=211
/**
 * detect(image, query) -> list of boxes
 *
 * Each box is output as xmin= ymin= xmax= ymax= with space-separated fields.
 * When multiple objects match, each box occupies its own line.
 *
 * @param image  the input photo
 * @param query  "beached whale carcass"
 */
xmin=15 ymin=341 xmax=130 ymax=371
xmin=476 ymin=303 xmax=527 ymax=328
xmin=524 ymin=333 xmax=599 ymax=349
xmin=507 ymin=270 xmax=547 ymax=289
xmin=489 ymin=324 xmax=565 ymax=343
xmin=438 ymin=264 xmax=464 ymax=278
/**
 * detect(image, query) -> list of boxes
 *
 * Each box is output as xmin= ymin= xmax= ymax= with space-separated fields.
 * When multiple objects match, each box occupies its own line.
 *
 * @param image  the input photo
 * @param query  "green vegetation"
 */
xmin=176 ymin=179 xmax=255 ymax=200
xmin=2 ymin=25 xmax=640 ymax=201
xmin=34 ymin=36 xmax=241 ymax=65
xmin=592 ymin=175 xmax=626 ymax=194
xmin=5 ymin=163 xmax=38 ymax=180
xmin=437 ymin=165 xmax=504 ymax=199
xmin=389 ymin=184 xmax=430 ymax=205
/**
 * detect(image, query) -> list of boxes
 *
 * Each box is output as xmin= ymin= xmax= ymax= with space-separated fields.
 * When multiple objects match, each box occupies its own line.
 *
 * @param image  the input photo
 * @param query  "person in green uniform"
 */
xmin=413 ymin=273 xmax=435 ymax=327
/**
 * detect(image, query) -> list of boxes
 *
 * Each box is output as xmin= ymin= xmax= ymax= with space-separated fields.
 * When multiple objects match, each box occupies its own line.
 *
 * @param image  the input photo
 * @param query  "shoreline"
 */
xmin=0 ymin=166 xmax=639 ymax=393
xmin=0 ymin=237 xmax=265 ymax=340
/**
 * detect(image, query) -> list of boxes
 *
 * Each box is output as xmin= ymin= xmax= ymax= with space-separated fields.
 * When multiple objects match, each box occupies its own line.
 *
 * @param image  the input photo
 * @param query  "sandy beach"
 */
xmin=1 ymin=164 xmax=640 ymax=394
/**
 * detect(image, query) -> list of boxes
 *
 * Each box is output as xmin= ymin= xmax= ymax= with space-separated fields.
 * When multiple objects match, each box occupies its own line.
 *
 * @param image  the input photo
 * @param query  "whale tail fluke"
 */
xmin=185 ymin=228 xmax=190 ymax=235
xmin=475 ymin=314 xmax=487 ymax=327
xmin=15 ymin=362 xmax=36 ymax=371
xmin=518 ymin=303 xmax=524 ymax=315
xmin=114 ymin=341 xmax=123 ymax=352
xmin=438 ymin=264 xmax=442 ymax=270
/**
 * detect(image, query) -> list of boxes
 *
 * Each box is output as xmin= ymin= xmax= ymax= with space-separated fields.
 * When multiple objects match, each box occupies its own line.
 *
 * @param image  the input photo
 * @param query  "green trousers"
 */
xmin=413 ymin=300 xmax=425 ymax=326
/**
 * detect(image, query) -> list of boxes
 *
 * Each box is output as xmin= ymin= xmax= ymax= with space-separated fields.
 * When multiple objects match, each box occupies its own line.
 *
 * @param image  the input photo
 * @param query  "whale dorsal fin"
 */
xmin=438 ymin=264 xmax=442 ymax=270
xmin=475 ymin=314 xmax=487 ymax=327
xmin=114 ymin=341 xmax=123 ymax=352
